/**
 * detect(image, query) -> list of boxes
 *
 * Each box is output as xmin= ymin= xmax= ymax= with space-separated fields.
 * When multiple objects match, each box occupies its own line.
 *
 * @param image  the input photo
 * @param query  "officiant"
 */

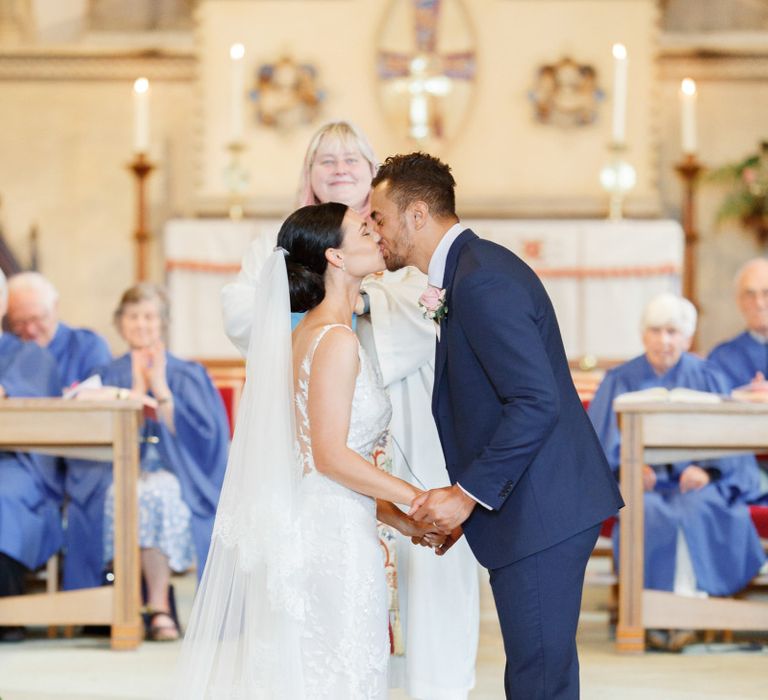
xmin=222 ymin=120 xmax=479 ymax=698
xmin=587 ymin=292 xmax=765 ymax=650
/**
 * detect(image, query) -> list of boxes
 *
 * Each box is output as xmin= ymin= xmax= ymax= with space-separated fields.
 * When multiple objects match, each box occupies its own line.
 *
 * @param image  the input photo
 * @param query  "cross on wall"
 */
xmin=377 ymin=0 xmax=476 ymax=140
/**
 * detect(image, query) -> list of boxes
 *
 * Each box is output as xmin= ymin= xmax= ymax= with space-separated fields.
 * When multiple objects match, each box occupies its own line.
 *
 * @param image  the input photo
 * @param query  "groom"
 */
xmin=370 ymin=153 xmax=624 ymax=699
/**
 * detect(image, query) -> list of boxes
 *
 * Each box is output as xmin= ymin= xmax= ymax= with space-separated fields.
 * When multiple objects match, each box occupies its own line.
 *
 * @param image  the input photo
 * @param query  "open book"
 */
xmin=614 ymin=386 xmax=723 ymax=405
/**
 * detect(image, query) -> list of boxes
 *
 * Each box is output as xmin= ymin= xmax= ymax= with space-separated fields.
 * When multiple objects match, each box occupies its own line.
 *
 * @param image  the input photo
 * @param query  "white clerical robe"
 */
xmin=358 ymin=267 xmax=479 ymax=700
xmin=223 ymin=244 xmax=479 ymax=699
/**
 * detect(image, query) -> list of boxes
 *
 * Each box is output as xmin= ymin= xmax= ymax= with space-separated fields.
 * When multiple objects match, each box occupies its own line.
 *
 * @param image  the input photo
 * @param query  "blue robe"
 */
xmin=0 ymin=334 xmax=64 ymax=570
xmin=46 ymin=322 xmax=112 ymax=391
xmin=708 ymin=331 xmax=768 ymax=391
xmin=588 ymin=352 xmax=765 ymax=596
xmin=63 ymin=352 xmax=229 ymax=588
xmin=42 ymin=323 xmax=112 ymax=589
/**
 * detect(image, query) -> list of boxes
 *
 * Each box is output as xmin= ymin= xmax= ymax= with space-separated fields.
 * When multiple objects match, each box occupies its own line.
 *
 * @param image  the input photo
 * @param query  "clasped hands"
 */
xmin=642 ymin=463 xmax=711 ymax=493
xmin=406 ymin=484 xmax=476 ymax=556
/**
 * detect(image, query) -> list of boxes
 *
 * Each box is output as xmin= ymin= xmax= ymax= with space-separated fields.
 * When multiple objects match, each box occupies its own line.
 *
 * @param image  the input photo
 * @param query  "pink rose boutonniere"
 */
xmin=418 ymin=286 xmax=448 ymax=323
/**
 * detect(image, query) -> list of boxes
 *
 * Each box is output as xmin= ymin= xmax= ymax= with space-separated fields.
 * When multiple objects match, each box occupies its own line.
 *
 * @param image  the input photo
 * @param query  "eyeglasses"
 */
xmin=9 ymin=310 xmax=51 ymax=330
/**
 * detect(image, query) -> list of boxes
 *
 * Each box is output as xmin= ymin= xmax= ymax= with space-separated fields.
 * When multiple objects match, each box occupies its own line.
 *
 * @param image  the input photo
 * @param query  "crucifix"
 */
xmin=378 ymin=0 xmax=475 ymax=141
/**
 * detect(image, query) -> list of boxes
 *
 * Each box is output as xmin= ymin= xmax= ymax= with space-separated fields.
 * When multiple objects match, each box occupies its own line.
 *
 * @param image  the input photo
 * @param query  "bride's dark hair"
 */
xmin=277 ymin=202 xmax=348 ymax=312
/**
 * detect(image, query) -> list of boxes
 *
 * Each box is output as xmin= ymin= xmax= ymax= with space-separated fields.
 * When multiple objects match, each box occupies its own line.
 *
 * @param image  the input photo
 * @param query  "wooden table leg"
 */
xmin=110 ymin=410 xmax=142 ymax=650
xmin=616 ymin=412 xmax=646 ymax=653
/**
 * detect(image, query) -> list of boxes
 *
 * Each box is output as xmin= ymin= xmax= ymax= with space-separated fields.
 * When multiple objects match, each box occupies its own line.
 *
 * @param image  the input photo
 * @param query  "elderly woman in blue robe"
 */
xmin=588 ymin=293 xmax=765 ymax=649
xmin=0 ymin=269 xmax=64 ymax=642
xmin=78 ymin=283 xmax=229 ymax=640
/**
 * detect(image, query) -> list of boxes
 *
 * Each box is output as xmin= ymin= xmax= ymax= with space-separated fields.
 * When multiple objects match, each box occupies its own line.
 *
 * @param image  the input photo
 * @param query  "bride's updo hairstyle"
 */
xmin=277 ymin=202 xmax=348 ymax=312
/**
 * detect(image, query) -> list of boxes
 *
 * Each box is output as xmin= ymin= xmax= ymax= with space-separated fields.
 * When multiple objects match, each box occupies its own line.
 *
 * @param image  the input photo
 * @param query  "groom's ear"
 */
xmin=408 ymin=200 xmax=429 ymax=231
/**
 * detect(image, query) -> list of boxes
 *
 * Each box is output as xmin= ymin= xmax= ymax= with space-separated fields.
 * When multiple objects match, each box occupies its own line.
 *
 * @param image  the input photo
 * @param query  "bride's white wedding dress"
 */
xmin=172 ymin=252 xmax=393 ymax=699
xmin=295 ymin=324 xmax=392 ymax=699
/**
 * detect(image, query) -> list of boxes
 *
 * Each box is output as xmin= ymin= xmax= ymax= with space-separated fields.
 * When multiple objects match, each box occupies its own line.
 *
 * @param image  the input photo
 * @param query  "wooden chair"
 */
xmin=195 ymin=358 xmax=246 ymax=437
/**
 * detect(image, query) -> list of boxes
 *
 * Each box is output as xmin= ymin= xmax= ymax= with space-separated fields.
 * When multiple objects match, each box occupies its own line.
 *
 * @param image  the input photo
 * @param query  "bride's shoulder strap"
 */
xmin=309 ymin=323 xmax=358 ymax=363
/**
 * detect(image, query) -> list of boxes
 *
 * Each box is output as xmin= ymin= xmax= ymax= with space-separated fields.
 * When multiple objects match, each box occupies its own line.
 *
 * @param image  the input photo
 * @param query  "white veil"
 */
xmin=172 ymin=249 xmax=305 ymax=699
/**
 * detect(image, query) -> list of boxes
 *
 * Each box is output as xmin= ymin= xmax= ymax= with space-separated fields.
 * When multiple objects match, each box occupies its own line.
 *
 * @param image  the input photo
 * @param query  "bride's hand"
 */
xmin=405 ymin=519 xmax=448 ymax=549
xmin=433 ymin=526 xmax=464 ymax=556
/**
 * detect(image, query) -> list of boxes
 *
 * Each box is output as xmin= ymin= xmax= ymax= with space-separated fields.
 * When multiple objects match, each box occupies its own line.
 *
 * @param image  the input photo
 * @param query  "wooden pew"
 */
xmin=0 ymin=399 xmax=143 ymax=650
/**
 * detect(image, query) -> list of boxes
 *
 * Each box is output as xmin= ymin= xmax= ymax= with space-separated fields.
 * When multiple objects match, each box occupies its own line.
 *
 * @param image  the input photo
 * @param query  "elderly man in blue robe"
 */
xmin=588 ymin=292 xmax=765 ymax=651
xmin=708 ymin=258 xmax=768 ymax=390
xmin=0 ymin=269 xmax=64 ymax=642
xmin=7 ymin=272 xmax=112 ymax=391
xmin=7 ymin=272 xmax=113 ymax=590
xmin=708 ymin=258 xmax=768 ymax=498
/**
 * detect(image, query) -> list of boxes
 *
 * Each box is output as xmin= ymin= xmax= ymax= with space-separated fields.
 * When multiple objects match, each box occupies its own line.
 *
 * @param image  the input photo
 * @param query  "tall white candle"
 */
xmin=230 ymin=43 xmax=245 ymax=143
xmin=611 ymin=43 xmax=628 ymax=145
xmin=133 ymin=77 xmax=150 ymax=154
xmin=680 ymin=78 xmax=697 ymax=155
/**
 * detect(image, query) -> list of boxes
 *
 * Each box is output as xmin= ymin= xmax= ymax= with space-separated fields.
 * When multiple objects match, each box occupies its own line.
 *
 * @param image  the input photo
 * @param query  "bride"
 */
xmin=172 ymin=202 xmax=443 ymax=699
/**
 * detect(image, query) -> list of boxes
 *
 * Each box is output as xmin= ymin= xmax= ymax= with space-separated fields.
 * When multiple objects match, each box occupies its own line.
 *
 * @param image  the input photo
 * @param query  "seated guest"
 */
xmin=7 ymin=272 xmax=113 ymax=590
xmin=83 ymin=283 xmax=228 ymax=640
xmin=0 ymin=269 xmax=64 ymax=642
xmin=7 ymin=272 xmax=112 ymax=390
xmin=708 ymin=257 xmax=768 ymax=389
xmin=588 ymin=293 xmax=765 ymax=650
xmin=709 ymin=257 xmax=768 ymax=497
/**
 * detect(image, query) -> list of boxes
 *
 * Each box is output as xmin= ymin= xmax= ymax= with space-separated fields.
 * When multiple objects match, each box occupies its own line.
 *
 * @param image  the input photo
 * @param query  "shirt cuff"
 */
xmin=457 ymin=482 xmax=493 ymax=511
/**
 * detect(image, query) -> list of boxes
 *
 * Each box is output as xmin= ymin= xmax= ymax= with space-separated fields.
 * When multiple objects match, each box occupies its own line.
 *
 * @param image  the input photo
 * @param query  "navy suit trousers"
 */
xmin=488 ymin=523 xmax=601 ymax=699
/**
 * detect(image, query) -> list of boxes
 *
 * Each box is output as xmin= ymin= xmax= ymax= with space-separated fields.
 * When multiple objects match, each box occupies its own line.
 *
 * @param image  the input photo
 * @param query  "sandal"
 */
xmin=146 ymin=610 xmax=180 ymax=642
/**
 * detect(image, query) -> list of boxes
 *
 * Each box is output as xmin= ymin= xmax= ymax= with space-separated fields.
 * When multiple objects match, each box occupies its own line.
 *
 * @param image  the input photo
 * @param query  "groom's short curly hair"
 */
xmin=372 ymin=152 xmax=456 ymax=219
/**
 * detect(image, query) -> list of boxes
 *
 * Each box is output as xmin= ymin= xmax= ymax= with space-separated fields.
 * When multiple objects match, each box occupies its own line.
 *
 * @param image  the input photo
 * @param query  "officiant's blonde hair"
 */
xmin=641 ymin=293 xmax=697 ymax=338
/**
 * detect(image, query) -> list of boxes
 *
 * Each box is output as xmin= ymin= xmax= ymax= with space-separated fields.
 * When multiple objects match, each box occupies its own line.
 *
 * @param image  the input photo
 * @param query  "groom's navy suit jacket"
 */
xmin=432 ymin=230 xmax=624 ymax=570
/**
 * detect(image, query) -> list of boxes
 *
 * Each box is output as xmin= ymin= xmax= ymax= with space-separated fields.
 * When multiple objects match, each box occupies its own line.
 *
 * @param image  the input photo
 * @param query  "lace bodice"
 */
xmin=295 ymin=324 xmax=392 ymax=475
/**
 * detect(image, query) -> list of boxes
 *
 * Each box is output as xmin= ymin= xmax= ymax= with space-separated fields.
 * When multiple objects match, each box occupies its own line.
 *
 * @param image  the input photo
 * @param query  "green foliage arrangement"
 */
xmin=709 ymin=141 xmax=768 ymax=244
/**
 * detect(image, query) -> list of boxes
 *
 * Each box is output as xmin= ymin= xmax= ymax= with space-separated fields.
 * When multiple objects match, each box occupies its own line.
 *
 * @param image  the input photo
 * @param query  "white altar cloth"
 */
xmin=163 ymin=218 xmax=683 ymax=361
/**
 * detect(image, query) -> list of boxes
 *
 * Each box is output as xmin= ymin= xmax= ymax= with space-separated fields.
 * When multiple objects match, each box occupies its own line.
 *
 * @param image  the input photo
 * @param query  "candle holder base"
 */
xmin=675 ymin=153 xmax=704 ymax=319
xmin=599 ymin=143 xmax=636 ymax=221
xmin=224 ymin=141 xmax=249 ymax=221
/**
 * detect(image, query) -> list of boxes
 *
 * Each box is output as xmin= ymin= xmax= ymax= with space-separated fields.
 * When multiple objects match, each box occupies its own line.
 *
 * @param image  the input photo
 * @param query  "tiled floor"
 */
xmin=0 ymin=563 xmax=766 ymax=700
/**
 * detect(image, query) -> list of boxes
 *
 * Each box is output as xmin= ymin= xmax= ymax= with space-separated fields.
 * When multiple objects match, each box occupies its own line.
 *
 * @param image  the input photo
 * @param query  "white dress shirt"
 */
xmin=427 ymin=222 xmax=466 ymax=288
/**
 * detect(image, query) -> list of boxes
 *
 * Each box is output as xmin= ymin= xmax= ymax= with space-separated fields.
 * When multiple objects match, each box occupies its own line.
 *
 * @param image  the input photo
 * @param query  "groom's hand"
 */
xmin=408 ymin=485 xmax=476 ymax=533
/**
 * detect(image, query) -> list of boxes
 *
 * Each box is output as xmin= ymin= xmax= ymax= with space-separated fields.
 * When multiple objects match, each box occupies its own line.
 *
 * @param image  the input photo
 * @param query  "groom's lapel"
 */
xmin=433 ymin=229 xmax=478 ymax=413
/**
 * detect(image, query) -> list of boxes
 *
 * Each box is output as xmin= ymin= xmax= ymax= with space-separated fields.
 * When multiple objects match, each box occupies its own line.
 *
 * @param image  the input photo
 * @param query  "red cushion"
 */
xmin=216 ymin=386 xmax=236 ymax=438
xmin=600 ymin=516 xmax=616 ymax=538
xmin=749 ymin=505 xmax=768 ymax=539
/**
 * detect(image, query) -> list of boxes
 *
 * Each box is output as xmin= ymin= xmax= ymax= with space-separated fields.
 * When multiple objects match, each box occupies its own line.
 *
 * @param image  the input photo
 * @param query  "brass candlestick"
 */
xmin=674 ymin=153 xmax=703 ymax=311
xmin=128 ymin=152 xmax=156 ymax=281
